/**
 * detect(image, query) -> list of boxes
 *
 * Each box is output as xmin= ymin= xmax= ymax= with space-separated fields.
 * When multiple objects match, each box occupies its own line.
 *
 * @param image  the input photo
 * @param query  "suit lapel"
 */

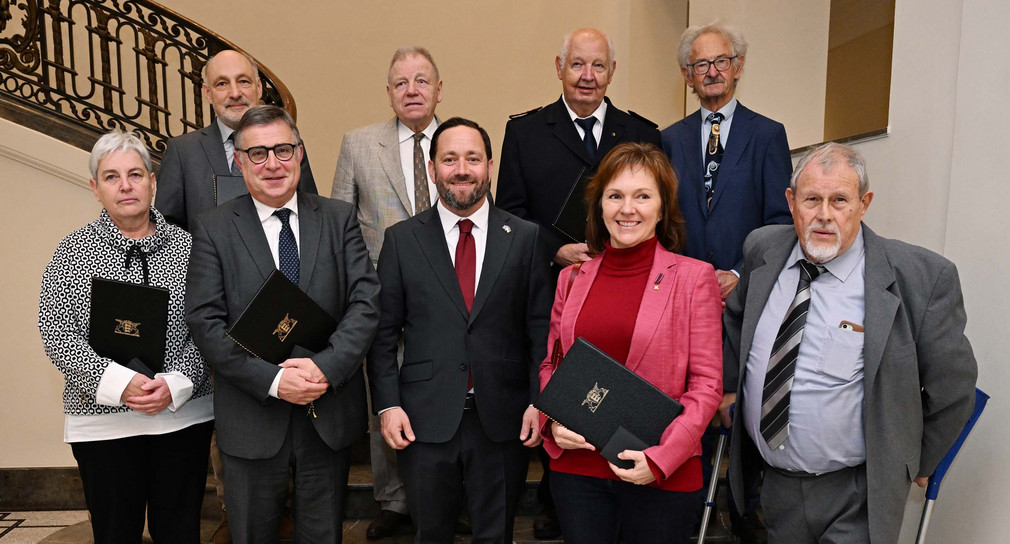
xmin=738 ymin=232 xmax=795 ymax=388
xmin=200 ymin=122 xmax=230 ymax=174
xmin=469 ymin=207 xmax=513 ymax=323
xmin=231 ymin=196 xmax=276 ymax=282
xmin=860 ymin=225 xmax=898 ymax=395
xmin=377 ymin=118 xmax=412 ymax=215
xmin=413 ymin=208 xmax=470 ymax=320
xmin=681 ymin=111 xmax=708 ymax=218
xmin=709 ymin=103 xmax=754 ymax=212
xmin=596 ymin=98 xmax=626 ymax=165
xmin=296 ymin=192 xmax=321 ymax=290
xmin=547 ymin=98 xmax=594 ymax=165
xmin=625 ymin=247 xmax=676 ymax=373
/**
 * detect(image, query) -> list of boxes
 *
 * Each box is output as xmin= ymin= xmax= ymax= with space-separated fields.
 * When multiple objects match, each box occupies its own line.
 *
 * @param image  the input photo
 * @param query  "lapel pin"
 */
xmin=502 ymin=225 xmax=511 ymax=233
xmin=653 ymin=273 xmax=665 ymax=290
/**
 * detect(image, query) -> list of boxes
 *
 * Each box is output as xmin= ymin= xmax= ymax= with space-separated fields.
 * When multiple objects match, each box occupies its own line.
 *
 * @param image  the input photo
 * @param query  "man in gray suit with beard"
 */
xmin=187 ymin=105 xmax=379 ymax=543
xmin=330 ymin=46 xmax=442 ymax=539
xmin=723 ymin=142 xmax=977 ymax=543
xmin=156 ymin=49 xmax=317 ymax=232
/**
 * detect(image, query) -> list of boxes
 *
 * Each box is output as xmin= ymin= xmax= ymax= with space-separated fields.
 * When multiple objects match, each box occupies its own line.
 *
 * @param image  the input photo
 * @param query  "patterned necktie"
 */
xmin=412 ymin=133 xmax=431 ymax=215
xmin=760 ymin=259 xmax=826 ymax=449
xmin=704 ymin=112 xmax=724 ymax=210
xmin=273 ymin=208 xmax=299 ymax=285
xmin=574 ymin=117 xmax=598 ymax=160
xmin=228 ymin=133 xmax=242 ymax=177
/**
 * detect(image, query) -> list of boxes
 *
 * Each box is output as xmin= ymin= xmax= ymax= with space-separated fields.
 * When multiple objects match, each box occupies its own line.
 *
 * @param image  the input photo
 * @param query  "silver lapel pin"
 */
xmin=502 ymin=225 xmax=511 ymax=233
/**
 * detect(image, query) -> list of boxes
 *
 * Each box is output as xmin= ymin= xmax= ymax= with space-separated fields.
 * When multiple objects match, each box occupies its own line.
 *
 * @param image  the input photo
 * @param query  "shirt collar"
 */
xmin=788 ymin=224 xmax=865 ymax=282
xmin=700 ymin=97 xmax=738 ymax=123
xmin=397 ymin=117 xmax=438 ymax=145
xmin=217 ymin=117 xmax=236 ymax=144
xmin=253 ymin=193 xmax=299 ymax=224
xmin=436 ymin=197 xmax=490 ymax=235
xmin=562 ymin=96 xmax=608 ymax=127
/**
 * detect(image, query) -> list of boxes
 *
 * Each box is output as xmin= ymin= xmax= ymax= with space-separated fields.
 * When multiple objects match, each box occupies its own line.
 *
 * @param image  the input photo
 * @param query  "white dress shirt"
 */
xmin=217 ymin=118 xmax=238 ymax=172
xmin=563 ymin=97 xmax=607 ymax=146
xmin=436 ymin=197 xmax=490 ymax=292
xmin=251 ymin=194 xmax=301 ymax=397
xmin=397 ymin=118 xmax=438 ymax=213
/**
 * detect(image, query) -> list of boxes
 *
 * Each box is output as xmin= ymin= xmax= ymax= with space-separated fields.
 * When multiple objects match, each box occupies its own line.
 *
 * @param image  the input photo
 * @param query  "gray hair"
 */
xmin=201 ymin=50 xmax=260 ymax=87
xmin=791 ymin=142 xmax=870 ymax=197
xmin=677 ymin=22 xmax=747 ymax=68
xmin=388 ymin=46 xmax=440 ymax=85
xmin=89 ymin=130 xmax=153 ymax=180
xmin=234 ymin=105 xmax=301 ymax=150
xmin=559 ymin=28 xmax=615 ymax=69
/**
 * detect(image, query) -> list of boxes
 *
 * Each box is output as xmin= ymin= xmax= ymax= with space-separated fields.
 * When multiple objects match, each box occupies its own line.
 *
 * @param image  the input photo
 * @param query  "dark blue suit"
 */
xmin=661 ymin=103 xmax=792 ymax=272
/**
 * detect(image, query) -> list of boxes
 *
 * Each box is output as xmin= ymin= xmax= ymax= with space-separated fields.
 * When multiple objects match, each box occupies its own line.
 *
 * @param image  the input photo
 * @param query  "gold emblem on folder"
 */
xmin=273 ymin=313 xmax=298 ymax=342
xmin=582 ymin=382 xmax=609 ymax=413
xmin=114 ymin=319 xmax=141 ymax=337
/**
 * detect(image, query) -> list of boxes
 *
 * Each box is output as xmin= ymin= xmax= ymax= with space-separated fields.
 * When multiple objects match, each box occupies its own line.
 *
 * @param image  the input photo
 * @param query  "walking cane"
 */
xmin=698 ymin=408 xmax=732 ymax=544
xmin=915 ymin=388 xmax=989 ymax=544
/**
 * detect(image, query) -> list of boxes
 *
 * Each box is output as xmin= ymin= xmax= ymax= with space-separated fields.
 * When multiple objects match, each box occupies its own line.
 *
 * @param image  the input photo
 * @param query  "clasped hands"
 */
xmin=121 ymin=374 xmax=171 ymax=415
xmin=278 ymin=357 xmax=329 ymax=405
xmin=550 ymin=421 xmax=656 ymax=485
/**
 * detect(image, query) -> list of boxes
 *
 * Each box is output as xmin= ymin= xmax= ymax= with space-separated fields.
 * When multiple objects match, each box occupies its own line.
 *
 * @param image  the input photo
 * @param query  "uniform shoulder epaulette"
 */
xmin=509 ymin=105 xmax=545 ymax=120
xmin=628 ymin=110 xmax=659 ymax=129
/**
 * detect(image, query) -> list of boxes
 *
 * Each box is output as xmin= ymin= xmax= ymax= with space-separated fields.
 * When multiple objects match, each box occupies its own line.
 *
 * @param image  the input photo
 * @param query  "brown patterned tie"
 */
xmin=412 ymin=133 xmax=430 ymax=215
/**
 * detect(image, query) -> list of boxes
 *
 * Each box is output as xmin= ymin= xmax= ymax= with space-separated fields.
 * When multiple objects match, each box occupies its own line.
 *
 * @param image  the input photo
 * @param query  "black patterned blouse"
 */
xmin=39 ymin=207 xmax=212 ymax=421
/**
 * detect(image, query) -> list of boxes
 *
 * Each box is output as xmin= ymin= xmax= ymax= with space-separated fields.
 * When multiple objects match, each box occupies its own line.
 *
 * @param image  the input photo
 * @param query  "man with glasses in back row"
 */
xmin=660 ymin=22 xmax=793 ymax=543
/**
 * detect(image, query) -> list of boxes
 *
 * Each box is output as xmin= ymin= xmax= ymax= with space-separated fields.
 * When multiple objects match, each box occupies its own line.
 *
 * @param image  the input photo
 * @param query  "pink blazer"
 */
xmin=540 ymin=243 xmax=723 ymax=479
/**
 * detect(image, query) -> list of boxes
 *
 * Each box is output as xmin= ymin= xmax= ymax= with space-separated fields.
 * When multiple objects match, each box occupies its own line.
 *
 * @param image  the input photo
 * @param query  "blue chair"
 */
xmin=915 ymin=388 xmax=989 ymax=544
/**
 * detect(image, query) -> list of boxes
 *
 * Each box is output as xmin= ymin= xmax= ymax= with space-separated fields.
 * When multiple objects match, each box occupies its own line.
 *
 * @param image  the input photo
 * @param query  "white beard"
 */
xmin=803 ymin=222 xmax=842 ymax=263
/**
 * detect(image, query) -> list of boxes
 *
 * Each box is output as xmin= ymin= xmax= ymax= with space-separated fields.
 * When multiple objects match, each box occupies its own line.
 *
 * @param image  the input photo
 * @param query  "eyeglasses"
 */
xmin=686 ymin=56 xmax=738 ymax=75
xmin=237 ymin=143 xmax=299 ymax=164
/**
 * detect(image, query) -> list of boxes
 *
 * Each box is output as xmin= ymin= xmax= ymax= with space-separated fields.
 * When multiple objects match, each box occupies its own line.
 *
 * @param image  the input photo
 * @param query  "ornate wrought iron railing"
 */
xmin=0 ymin=0 xmax=295 ymax=159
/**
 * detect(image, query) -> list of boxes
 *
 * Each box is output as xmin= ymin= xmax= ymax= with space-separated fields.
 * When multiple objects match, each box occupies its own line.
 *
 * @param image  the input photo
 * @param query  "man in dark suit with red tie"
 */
xmin=368 ymin=117 xmax=551 ymax=543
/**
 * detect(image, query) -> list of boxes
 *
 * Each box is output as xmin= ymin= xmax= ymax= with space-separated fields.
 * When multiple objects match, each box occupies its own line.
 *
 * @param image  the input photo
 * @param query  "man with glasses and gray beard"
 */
xmin=722 ymin=142 xmax=977 ymax=543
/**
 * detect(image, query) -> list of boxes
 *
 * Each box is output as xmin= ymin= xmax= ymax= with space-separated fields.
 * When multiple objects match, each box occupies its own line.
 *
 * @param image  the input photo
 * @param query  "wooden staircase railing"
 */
xmin=0 ymin=0 xmax=296 ymax=160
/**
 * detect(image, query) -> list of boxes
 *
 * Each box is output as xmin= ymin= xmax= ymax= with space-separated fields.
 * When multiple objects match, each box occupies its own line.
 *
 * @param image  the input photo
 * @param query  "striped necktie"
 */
xmin=760 ymin=259 xmax=826 ymax=449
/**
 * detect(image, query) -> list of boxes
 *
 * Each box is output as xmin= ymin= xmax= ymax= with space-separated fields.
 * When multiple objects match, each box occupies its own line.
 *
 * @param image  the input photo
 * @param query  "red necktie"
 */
xmin=455 ymin=219 xmax=476 ymax=392
xmin=455 ymin=219 xmax=476 ymax=312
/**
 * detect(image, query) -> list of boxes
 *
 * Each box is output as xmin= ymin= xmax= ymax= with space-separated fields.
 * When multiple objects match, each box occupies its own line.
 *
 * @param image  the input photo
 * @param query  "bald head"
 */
xmin=556 ymin=28 xmax=616 ymax=118
xmin=202 ymin=50 xmax=263 ymax=129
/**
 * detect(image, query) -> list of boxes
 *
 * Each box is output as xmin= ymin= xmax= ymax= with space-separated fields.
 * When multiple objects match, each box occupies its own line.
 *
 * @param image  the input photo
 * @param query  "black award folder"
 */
xmin=213 ymin=174 xmax=248 ymax=206
xmin=535 ymin=337 xmax=684 ymax=469
xmin=552 ymin=167 xmax=591 ymax=243
xmin=227 ymin=270 xmax=338 ymax=364
xmin=88 ymin=277 xmax=169 ymax=377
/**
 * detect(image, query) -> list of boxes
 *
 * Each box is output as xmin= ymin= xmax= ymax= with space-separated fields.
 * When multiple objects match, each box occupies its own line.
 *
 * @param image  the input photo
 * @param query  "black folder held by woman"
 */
xmin=88 ymin=277 xmax=169 ymax=378
xmin=226 ymin=269 xmax=337 ymax=363
xmin=535 ymin=337 xmax=684 ymax=469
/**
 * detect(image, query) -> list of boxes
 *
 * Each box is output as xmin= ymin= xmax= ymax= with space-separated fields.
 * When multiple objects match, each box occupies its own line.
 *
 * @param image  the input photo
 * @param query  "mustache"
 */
xmin=224 ymin=98 xmax=250 ymax=107
xmin=703 ymin=76 xmax=725 ymax=85
xmin=806 ymin=221 xmax=840 ymax=237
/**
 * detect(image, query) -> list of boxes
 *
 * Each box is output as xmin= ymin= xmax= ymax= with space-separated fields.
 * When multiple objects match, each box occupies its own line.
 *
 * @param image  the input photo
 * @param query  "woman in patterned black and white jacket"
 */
xmin=38 ymin=130 xmax=213 ymax=544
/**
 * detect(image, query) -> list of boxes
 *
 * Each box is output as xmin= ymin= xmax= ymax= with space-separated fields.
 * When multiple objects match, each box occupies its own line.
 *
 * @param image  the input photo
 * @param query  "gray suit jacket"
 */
xmin=157 ymin=121 xmax=318 ymax=232
xmin=186 ymin=192 xmax=379 ymax=459
xmin=331 ymin=117 xmax=416 ymax=266
xmin=367 ymin=205 xmax=552 ymax=443
xmin=723 ymin=224 xmax=977 ymax=543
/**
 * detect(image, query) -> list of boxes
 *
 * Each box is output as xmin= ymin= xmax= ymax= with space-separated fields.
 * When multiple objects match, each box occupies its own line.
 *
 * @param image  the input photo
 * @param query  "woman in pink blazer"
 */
xmin=539 ymin=143 xmax=723 ymax=544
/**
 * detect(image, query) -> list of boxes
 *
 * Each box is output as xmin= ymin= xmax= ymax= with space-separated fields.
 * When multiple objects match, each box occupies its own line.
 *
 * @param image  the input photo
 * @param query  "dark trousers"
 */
xmin=552 ymin=470 xmax=702 ymax=544
xmin=399 ymin=406 xmax=530 ymax=544
xmin=221 ymin=409 xmax=353 ymax=544
xmin=71 ymin=420 xmax=213 ymax=544
xmin=761 ymin=464 xmax=869 ymax=543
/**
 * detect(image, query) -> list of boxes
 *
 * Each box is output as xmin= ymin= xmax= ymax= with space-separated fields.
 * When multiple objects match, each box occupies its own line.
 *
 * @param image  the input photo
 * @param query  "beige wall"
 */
xmin=687 ymin=0 xmax=831 ymax=149
xmin=163 ymin=0 xmax=687 ymax=195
